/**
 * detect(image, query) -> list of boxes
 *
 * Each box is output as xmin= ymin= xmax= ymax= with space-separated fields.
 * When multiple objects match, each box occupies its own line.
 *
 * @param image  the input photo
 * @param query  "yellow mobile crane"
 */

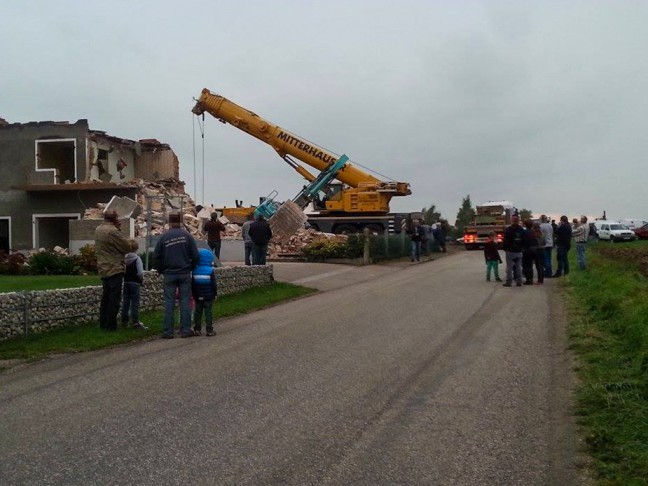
xmin=191 ymin=88 xmax=411 ymax=234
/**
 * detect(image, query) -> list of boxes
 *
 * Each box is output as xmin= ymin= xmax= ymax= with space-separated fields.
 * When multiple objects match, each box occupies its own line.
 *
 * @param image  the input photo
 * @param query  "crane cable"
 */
xmin=192 ymin=112 xmax=207 ymax=206
xmin=296 ymin=132 xmax=398 ymax=182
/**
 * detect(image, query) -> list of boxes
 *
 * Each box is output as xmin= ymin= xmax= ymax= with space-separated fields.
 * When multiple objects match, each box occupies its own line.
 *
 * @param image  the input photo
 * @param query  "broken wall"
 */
xmin=135 ymin=148 xmax=179 ymax=180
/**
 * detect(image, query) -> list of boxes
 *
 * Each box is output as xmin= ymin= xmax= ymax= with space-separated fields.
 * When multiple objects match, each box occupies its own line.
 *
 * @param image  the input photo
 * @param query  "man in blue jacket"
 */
xmin=153 ymin=212 xmax=199 ymax=338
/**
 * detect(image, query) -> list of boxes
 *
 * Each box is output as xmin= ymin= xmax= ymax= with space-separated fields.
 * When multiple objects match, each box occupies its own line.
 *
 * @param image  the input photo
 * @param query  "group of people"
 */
xmin=407 ymin=219 xmax=448 ymax=262
xmin=203 ymin=212 xmax=273 ymax=266
xmin=94 ymin=210 xmax=273 ymax=338
xmin=484 ymin=214 xmax=590 ymax=286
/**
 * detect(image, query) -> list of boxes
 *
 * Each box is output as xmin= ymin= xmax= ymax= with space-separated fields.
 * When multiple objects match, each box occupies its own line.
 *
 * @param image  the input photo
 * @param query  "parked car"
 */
xmin=593 ymin=221 xmax=637 ymax=242
xmin=634 ymin=223 xmax=648 ymax=240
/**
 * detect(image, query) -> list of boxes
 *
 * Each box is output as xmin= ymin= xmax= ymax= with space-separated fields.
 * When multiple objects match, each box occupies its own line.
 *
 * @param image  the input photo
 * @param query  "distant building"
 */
xmin=0 ymin=118 xmax=180 ymax=251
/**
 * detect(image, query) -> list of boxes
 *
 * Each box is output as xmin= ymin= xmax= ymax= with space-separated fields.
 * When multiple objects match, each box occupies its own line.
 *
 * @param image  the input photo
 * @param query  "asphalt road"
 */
xmin=0 ymin=251 xmax=582 ymax=485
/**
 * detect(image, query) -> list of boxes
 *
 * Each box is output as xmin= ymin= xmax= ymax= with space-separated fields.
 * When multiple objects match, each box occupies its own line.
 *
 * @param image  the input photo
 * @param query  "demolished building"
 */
xmin=0 ymin=117 xmax=184 ymax=252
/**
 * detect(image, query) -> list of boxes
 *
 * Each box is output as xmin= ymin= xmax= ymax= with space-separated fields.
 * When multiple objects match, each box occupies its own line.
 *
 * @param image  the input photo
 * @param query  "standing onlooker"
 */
xmin=551 ymin=219 xmax=559 ymax=243
xmin=483 ymin=231 xmax=503 ymax=282
xmin=522 ymin=221 xmax=545 ymax=285
xmin=249 ymin=214 xmax=273 ymax=265
xmin=153 ymin=212 xmax=199 ymax=338
xmin=420 ymin=221 xmax=431 ymax=256
xmin=434 ymin=220 xmax=447 ymax=252
xmin=572 ymin=215 xmax=589 ymax=270
xmin=242 ymin=213 xmax=254 ymax=266
xmin=95 ymin=211 xmax=131 ymax=331
xmin=553 ymin=215 xmax=572 ymax=277
xmin=192 ymin=248 xmax=218 ymax=336
xmin=532 ymin=222 xmax=546 ymax=284
xmin=539 ymin=215 xmax=554 ymax=278
xmin=121 ymin=239 xmax=147 ymax=330
xmin=502 ymin=214 xmax=525 ymax=287
xmin=407 ymin=219 xmax=424 ymax=262
xmin=203 ymin=213 xmax=226 ymax=260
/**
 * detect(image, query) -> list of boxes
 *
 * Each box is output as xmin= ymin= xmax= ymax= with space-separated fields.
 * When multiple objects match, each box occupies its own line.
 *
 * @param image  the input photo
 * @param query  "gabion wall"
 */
xmin=0 ymin=265 xmax=274 ymax=341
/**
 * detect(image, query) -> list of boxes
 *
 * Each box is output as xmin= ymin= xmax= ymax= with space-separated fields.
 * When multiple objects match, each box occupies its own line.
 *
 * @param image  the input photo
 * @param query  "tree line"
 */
xmin=422 ymin=195 xmax=532 ymax=238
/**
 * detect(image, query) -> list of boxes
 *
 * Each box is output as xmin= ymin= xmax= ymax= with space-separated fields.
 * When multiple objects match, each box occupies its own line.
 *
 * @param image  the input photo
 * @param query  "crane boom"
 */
xmin=192 ymin=88 xmax=409 ymax=195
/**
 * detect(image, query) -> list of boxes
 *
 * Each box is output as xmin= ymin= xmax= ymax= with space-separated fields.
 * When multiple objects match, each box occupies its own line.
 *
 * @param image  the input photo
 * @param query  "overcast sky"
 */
xmin=2 ymin=0 xmax=646 ymax=222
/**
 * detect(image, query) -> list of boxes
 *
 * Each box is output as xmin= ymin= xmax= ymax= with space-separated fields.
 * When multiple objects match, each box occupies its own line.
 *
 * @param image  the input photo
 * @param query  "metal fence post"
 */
xmin=363 ymin=227 xmax=371 ymax=265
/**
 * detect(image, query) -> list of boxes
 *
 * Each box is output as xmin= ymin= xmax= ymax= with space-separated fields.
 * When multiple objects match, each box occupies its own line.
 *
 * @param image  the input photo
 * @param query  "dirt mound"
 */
xmin=596 ymin=246 xmax=648 ymax=277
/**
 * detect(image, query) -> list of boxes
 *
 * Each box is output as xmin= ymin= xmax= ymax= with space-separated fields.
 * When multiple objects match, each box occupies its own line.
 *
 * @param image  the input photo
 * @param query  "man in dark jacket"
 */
xmin=248 ymin=214 xmax=273 ymax=265
xmin=553 ymin=215 xmax=573 ymax=277
xmin=203 ymin=213 xmax=226 ymax=260
xmin=502 ymin=214 xmax=525 ymax=287
xmin=153 ymin=212 xmax=199 ymax=338
xmin=407 ymin=219 xmax=424 ymax=262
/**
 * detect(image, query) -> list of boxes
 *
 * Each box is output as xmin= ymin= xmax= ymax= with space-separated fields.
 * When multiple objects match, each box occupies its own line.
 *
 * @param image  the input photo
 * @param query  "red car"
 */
xmin=634 ymin=224 xmax=648 ymax=240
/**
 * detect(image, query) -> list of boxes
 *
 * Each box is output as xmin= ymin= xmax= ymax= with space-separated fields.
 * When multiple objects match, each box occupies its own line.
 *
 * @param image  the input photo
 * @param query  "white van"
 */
xmin=619 ymin=219 xmax=648 ymax=230
xmin=593 ymin=221 xmax=637 ymax=242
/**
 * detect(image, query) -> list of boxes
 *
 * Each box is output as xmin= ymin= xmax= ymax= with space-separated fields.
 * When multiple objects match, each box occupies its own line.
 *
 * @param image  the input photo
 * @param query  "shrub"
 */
xmin=74 ymin=244 xmax=98 ymax=274
xmin=0 ymin=252 xmax=28 ymax=275
xmin=301 ymin=239 xmax=352 ymax=261
xmin=28 ymin=251 xmax=79 ymax=275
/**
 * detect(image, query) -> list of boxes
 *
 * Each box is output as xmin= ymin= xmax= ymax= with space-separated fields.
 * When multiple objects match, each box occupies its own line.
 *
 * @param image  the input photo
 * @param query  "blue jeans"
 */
xmin=576 ymin=242 xmax=586 ymax=270
xmin=555 ymin=246 xmax=570 ymax=276
xmin=543 ymin=247 xmax=553 ymax=277
xmin=121 ymin=281 xmax=141 ymax=324
xmin=410 ymin=241 xmax=421 ymax=261
xmin=253 ymin=244 xmax=268 ymax=265
xmin=163 ymin=273 xmax=192 ymax=336
xmin=244 ymin=242 xmax=253 ymax=266
xmin=194 ymin=299 xmax=214 ymax=331
xmin=505 ymin=252 xmax=523 ymax=284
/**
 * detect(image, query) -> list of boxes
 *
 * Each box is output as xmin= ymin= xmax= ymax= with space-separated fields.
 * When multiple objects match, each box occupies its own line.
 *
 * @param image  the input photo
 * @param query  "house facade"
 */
xmin=0 ymin=117 xmax=179 ymax=252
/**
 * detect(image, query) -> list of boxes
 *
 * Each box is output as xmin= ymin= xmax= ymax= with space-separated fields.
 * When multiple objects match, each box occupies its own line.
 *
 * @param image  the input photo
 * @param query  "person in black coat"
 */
xmin=502 ymin=214 xmax=525 ymax=286
xmin=248 ymin=215 xmax=273 ymax=265
xmin=553 ymin=215 xmax=572 ymax=277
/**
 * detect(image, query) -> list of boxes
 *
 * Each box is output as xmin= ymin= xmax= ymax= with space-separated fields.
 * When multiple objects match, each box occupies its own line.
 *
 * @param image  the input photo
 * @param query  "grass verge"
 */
xmin=564 ymin=241 xmax=648 ymax=484
xmin=0 ymin=274 xmax=102 ymax=292
xmin=0 ymin=282 xmax=315 ymax=361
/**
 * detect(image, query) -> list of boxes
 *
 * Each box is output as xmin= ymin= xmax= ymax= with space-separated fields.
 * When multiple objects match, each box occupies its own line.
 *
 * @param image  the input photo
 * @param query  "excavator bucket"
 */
xmin=269 ymin=200 xmax=308 ymax=240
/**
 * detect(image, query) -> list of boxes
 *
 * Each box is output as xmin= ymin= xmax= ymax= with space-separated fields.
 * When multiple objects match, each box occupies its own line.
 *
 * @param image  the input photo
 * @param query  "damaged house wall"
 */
xmin=0 ymin=118 xmax=181 ymax=251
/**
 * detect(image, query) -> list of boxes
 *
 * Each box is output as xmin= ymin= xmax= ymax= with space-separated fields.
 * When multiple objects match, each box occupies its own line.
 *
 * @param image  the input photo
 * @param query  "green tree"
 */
xmin=421 ymin=204 xmax=442 ymax=225
xmin=519 ymin=208 xmax=533 ymax=221
xmin=454 ymin=195 xmax=475 ymax=236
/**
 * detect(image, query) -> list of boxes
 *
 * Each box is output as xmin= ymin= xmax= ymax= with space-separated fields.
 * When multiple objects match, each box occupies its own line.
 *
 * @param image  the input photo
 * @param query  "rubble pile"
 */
xmin=268 ymin=228 xmax=347 ymax=257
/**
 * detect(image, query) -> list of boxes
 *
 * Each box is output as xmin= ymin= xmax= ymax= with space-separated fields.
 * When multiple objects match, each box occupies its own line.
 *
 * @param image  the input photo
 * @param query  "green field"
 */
xmin=0 ymin=282 xmax=315 ymax=361
xmin=564 ymin=240 xmax=648 ymax=484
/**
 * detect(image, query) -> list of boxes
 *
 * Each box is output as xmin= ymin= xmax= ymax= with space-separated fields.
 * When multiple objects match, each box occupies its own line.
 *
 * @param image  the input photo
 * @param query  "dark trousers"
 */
xmin=244 ymin=241 xmax=253 ymax=266
xmin=194 ymin=299 xmax=214 ymax=331
xmin=121 ymin=281 xmax=141 ymax=325
xmin=100 ymin=273 xmax=123 ymax=330
xmin=208 ymin=240 xmax=222 ymax=260
xmin=523 ymin=250 xmax=545 ymax=283
xmin=253 ymin=244 xmax=268 ymax=265
xmin=555 ymin=245 xmax=570 ymax=276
